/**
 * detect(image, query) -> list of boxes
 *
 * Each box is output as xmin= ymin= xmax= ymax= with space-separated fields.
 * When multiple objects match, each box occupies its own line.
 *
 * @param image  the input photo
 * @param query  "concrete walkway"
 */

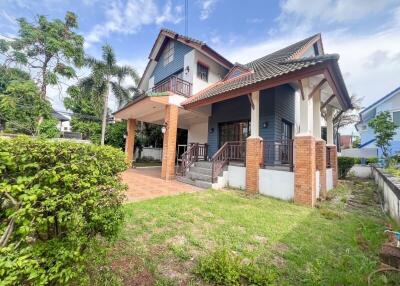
xmin=121 ymin=167 xmax=200 ymax=202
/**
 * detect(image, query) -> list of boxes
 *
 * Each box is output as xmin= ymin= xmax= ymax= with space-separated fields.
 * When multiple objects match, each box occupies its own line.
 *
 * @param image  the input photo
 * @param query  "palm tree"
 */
xmin=79 ymin=44 xmax=139 ymax=145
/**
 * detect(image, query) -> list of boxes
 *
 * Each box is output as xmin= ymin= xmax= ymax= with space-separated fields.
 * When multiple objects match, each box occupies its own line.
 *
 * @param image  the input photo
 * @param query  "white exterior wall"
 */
xmin=326 ymin=168 xmax=333 ymax=191
xmin=349 ymin=165 xmax=372 ymax=178
xmin=148 ymin=76 xmax=155 ymax=90
xmin=183 ymin=50 xmax=195 ymax=85
xmin=227 ymin=165 xmax=246 ymax=189
xmin=341 ymin=148 xmax=378 ymax=158
xmin=58 ymin=120 xmax=71 ymax=132
xmin=135 ymin=147 xmax=162 ymax=161
xmin=191 ymin=50 xmax=227 ymax=94
xmin=187 ymin=121 xmax=209 ymax=144
xmin=259 ymin=169 xmax=294 ymax=200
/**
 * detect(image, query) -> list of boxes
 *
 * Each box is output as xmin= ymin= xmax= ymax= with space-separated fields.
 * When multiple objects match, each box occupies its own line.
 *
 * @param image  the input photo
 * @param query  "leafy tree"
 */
xmin=368 ymin=111 xmax=397 ymax=161
xmin=0 ymin=65 xmax=31 ymax=93
xmin=64 ymin=85 xmax=102 ymax=143
xmin=78 ymin=44 xmax=139 ymax=145
xmin=0 ymin=12 xmax=84 ymax=99
xmin=352 ymin=136 xmax=361 ymax=148
xmin=105 ymin=121 xmax=127 ymax=149
xmin=0 ymin=79 xmax=52 ymax=135
xmin=38 ymin=118 xmax=60 ymax=138
xmin=322 ymin=94 xmax=362 ymax=140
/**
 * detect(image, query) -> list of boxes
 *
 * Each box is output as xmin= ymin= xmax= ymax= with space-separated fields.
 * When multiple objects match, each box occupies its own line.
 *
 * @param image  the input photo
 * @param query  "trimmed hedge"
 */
xmin=338 ymin=157 xmax=355 ymax=179
xmin=0 ymin=136 xmax=127 ymax=285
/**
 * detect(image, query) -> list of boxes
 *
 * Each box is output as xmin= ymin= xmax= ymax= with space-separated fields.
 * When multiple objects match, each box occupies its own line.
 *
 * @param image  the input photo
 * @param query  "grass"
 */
xmin=88 ymin=178 xmax=399 ymax=285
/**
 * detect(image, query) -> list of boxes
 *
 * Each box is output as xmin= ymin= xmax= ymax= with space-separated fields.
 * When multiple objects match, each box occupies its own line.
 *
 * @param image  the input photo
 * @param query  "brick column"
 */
xmin=245 ymin=137 xmax=263 ymax=194
xmin=125 ymin=119 xmax=136 ymax=166
xmin=294 ymin=135 xmax=316 ymax=207
xmin=315 ymin=139 xmax=327 ymax=199
xmin=328 ymin=145 xmax=338 ymax=187
xmin=161 ymin=104 xmax=179 ymax=181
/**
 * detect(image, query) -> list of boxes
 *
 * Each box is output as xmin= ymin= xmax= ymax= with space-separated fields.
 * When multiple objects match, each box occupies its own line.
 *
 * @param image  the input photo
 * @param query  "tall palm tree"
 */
xmin=79 ymin=44 xmax=140 ymax=145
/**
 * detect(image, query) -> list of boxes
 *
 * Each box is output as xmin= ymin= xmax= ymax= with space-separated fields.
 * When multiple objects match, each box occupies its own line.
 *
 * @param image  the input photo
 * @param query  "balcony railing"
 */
xmin=263 ymin=140 xmax=294 ymax=170
xmin=150 ymin=75 xmax=192 ymax=97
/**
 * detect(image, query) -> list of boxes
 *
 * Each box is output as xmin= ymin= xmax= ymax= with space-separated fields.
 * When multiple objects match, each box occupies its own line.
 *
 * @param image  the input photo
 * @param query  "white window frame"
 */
xmin=392 ymin=110 xmax=400 ymax=126
xmin=163 ymin=41 xmax=174 ymax=66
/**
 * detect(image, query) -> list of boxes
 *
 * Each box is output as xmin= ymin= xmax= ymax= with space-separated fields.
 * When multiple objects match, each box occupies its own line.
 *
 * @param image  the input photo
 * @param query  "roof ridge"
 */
xmin=280 ymin=53 xmax=339 ymax=64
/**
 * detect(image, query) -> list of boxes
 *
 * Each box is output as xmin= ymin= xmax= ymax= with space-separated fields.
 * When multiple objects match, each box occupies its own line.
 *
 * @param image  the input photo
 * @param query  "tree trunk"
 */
xmin=100 ymin=83 xmax=110 ymax=146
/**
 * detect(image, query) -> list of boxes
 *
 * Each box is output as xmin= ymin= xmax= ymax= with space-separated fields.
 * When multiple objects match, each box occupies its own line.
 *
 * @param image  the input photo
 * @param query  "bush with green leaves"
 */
xmin=0 ymin=136 xmax=127 ymax=285
xmin=338 ymin=157 xmax=355 ymax=179
xmin=195 ymin=248 xmax=277 ymax=285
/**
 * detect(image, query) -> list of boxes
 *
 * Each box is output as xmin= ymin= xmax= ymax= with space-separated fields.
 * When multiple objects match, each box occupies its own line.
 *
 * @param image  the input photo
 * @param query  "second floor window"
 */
xmin=197 ymin=62 xmax=209 ymax=82
xmin=393 ymin=111 xmax=400 ymax=126
xmin=164 ymin=41 xmax=174 ymax=66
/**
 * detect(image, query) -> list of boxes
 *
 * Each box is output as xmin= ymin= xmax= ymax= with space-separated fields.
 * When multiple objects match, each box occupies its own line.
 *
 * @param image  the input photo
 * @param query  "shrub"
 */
xmin=338 ymin=157 xmax=355 ymax=179
xmin=0 ymin=136 xmax=127 ymax=285
xmin=195 ymin=248 xmax=277 ymax=286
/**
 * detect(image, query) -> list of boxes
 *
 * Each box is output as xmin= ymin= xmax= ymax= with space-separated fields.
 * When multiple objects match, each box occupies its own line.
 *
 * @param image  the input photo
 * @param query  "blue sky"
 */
xmin=1 ymin=0 xmax=400 ymax=134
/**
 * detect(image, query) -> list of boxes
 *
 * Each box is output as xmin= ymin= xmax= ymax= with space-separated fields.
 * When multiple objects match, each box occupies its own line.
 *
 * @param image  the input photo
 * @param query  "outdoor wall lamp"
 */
xmin=161 ymin=122 xmax=168 ymax=134
xmin=209 ymin=127 xmax=214 ymax=134
xmin=123 ymin=134 xmax=127 ymax=139
xmin=185 ymin=66 xmax=190 ymax=74
xmin=263 ymin=122 xmax=268 ymax=128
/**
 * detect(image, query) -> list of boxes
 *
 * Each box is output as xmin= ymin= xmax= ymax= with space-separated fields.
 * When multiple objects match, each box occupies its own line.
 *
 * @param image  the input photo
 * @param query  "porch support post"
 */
xmin=315 ymin=139 xmax=327 ymax=199
xmin=313 ymin=90 xmax=321 ymax=139
xmin=246 ymin=91 xmax=262 ymax=194
xmin=294 ymin=79 xmax=316 ymax=207
xmin=125 ymin=119 xmax=136 ymax=166
xmin=294 ymin=135 xmax=316 ymax=207
xmin=161 ymin=104 xmax=179 ymax=181
xmin=326 ymin=106 xmax=334 ymax=145
xmin=326 ymin=106 xmax=338 ymax=187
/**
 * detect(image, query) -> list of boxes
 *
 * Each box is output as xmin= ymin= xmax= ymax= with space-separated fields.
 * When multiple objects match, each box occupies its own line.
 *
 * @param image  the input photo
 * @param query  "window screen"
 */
xmin=163 ymin=41 xmax=174 ymax=65
xmin=197 ymin=62 xmax=209 ymax=82
xmin=393 ymin=111 xmax=400 ymax=126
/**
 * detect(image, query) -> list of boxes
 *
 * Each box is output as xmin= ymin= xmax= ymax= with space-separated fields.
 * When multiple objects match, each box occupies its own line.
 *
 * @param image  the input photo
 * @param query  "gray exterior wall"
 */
xmin=151 ymin=39 xmax=193 ymax=84
xmin=207 ymin=84 xmax=295 ymax=162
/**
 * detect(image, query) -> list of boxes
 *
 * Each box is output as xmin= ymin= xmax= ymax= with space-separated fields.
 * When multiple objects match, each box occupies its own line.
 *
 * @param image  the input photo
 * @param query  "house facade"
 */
xmin=114 ymin=29 xmax=352 ymax=207
xmin=357 ymin=86 xmax=400 ymax=157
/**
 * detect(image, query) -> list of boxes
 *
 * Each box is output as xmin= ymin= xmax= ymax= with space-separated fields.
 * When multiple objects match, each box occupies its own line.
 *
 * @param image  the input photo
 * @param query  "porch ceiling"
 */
xmin=113 ymin=94 xmax=210 ymax=129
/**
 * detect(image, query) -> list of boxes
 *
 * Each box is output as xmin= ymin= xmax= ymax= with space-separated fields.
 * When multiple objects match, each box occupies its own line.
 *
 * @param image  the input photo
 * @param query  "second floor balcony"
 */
xmin=150 ymin=75 xmax=192 ymax=97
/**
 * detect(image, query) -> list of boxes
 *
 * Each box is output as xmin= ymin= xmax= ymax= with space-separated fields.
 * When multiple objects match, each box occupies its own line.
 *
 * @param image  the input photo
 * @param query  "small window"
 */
xmin=393 ymin=111 xmax=400 ymax=126
xmin=163 ymin=41 xmax=174 ymax=66
xmin=197 ymin=62 xmax=209 ymax=82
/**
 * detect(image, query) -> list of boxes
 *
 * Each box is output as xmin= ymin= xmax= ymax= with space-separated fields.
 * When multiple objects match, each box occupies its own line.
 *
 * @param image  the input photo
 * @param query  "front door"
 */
xmin=218 ymin=120 xmax=250 ymax=147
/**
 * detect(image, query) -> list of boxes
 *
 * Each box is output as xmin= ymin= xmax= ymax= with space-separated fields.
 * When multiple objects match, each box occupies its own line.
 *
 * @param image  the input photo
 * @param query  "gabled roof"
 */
xmin=137 ymin=29 xmax=234 ymax=90
xmin=359 ymin=85 xmax=400 ymax=117
xmin=53 ymin=110 xmax=69 ymax=122
xmin=183 ymin=34 xmax=352 ymax=108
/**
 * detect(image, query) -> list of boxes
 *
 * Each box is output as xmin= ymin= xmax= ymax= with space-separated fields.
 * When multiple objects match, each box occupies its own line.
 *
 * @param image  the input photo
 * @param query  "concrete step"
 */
xmin=190 ymin=166 xmax=212 ymax=175
xmin=176 ymin=176 xmax=196 ymax=186
xmin=194 ymin=161 xmax=212 ymax=169
xmin=176 ymin=176 xmax=213 ymax=189
xmin=188 ymin=171 xmax=212 ymax=182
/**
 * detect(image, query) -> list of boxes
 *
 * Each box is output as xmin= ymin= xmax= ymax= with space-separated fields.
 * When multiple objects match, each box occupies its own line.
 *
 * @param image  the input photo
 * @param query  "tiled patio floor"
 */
xmin=121 ymin=167 xmax=200 ymax=202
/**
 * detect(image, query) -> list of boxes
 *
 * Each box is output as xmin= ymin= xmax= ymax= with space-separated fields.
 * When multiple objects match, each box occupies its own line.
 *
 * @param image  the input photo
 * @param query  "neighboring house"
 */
xmin=340 ymin=135 xmax=353 ymax=150
xmin=52 ymin=110 xmax=71 ymax=132
xmin=115 ymin=29 xmax=351 ymax=206
xmin=356 ymin=86 xmax=400 ymax=157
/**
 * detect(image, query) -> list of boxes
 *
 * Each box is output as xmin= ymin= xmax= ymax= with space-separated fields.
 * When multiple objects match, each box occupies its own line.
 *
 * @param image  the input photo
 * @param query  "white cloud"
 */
xmin=278 ymin=0 xmax=395 ymax=28
xmin=199 ymin=0 xmax=218 ymax=20
xmin=84 ymin=0 xmax=183 ymax=48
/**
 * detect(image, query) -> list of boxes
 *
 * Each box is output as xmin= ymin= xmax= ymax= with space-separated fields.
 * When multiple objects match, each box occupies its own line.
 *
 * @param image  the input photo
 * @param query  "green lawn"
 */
xmin=89 ymin=178 xmax=399 ymax=285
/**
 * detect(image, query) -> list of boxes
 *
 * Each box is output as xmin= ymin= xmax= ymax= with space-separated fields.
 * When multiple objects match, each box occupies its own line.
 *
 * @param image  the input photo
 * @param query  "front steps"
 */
xmin=177 ymin=161 xmax=213 ymax=189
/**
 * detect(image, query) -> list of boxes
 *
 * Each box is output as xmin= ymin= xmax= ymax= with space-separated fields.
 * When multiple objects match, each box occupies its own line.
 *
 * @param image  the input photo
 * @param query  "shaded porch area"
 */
xmin=121 ymin=167 xmax=200 ymax=202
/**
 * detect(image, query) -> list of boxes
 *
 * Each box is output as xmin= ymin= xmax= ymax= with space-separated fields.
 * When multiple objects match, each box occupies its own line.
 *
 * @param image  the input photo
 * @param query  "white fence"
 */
xmin=135 ymin=147 xmax=162 ymax=161
xmin=371 ymin=167 xmax=400 ymax=223
xmin=341 ymin=148 xmax=378 ymax=158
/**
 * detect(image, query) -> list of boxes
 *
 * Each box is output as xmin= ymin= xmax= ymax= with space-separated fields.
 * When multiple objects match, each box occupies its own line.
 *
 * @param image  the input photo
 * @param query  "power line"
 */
xmin=185 ymin=0 xmax=188 ymax=36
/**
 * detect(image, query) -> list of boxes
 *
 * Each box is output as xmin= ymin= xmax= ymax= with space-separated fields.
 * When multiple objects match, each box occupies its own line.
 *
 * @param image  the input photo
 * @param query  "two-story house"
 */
xmin=356 ymin=86 xmax=400 ymax=156
xmin=114 ymin=29 xmax=351 ymax=207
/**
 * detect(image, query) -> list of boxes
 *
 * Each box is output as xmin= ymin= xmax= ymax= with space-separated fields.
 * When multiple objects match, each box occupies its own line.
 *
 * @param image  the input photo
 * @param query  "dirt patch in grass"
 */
xmin=158 ymin=257 xmax=196 ymax=283
xmin=110 ymin=255 xmax=155 ymax=286
xmin=253 ymin=235 xmax=268 ymax=244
